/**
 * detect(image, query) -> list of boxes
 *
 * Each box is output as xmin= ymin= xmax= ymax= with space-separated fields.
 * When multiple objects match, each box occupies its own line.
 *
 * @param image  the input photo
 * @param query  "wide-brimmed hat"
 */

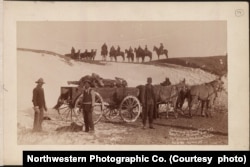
xmin=35 ymin=78 xmax=45 ymax=84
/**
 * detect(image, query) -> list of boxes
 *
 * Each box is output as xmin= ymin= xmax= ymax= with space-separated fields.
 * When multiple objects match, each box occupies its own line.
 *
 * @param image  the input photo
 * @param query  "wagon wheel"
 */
xmin=119 ymin=95 xmax=141 ymax=123
xmin=103 ymin=103 xmax=120 ymax=121
xmin=74 ymin=92 xmax=104 ymax=125
xmin=57 ymin=99 xmax=79 ymax=123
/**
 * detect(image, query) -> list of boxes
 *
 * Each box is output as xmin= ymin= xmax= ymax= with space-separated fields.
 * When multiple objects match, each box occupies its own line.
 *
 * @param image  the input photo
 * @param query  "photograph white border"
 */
xmin=3 ymin=1 xmax=249 ymax=165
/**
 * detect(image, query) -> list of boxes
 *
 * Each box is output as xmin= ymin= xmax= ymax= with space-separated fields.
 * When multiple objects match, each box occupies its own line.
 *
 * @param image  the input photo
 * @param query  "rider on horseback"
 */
xmin=129 ymin=46 xmax=133 ymax=53
xmin=102 ymin=43 xmax=107 ymax=50
xmin=117 ymin=45 xmax=121 ymax=52
xmin=71 ymin=47 xmax=75 ymax=58
xmin=159 ymin=43 xmax=164 ymax=54
xmin=145 ymin=45 xmax=148 ymax=52
xmin=71 ymin=47 xmax=75 ymax=54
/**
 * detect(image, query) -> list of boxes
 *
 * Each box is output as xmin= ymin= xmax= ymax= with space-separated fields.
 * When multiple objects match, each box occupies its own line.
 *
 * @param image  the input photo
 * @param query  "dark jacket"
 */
xmin=144 ymin=84 xmax=155 ymax=105
xmin=32 ymin=86 xmax=46 ymax=108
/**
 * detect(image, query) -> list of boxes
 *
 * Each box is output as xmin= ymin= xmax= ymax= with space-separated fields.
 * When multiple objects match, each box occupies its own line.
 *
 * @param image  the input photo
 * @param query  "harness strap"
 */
xmin=157 ymin=85 xmax=179 ymax=104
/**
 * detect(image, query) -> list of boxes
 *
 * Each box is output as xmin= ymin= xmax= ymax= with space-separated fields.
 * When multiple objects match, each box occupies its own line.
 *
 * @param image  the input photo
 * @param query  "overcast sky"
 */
xmin=17 ymin=21 xmax=227 ymax=58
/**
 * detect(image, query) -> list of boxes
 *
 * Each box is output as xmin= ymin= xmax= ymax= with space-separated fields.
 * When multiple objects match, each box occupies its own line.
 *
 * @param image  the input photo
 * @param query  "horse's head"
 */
xmin=213 ymin=77 xmax=225 ymax=92
xmin=175 ymin=78 xmax=187 ymax=93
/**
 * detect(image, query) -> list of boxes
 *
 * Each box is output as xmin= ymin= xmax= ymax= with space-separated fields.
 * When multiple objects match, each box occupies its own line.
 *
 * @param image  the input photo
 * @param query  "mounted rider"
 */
xmin=102 ymin=43 xmax=107 ymax=49
xmin=129 ymin=46 xmax=133 ymax=53
xmin=110 ymin=46 xmax=115 ymax=52
xmin=159 ymin=43 xmax=164 ymax=54
xmin=117 ymin=45 xmax=121 ymax=52
xmin=144 ymin=45 xmax=149 ymax=55
xmin=71 ymin=47 xmax=75 ymax=55
xmin=71 ymin=47 xmax=75 ymax=58
xmin=101 ymin=43 xmax=108 ymax=52
xmin=138 ymin=45 xmax=143 ymax=53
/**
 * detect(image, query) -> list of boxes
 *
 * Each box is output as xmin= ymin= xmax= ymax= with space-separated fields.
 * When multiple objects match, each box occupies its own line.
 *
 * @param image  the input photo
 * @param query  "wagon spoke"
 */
xmin=72 ymin=109 xmax=78 ymax=119
xmin=62 ymin=108 xmax=70 ymax=116
xmin=131 ymin=100 xmax=138 ymax=108
xmin=124 ymin=98 xmax=130 ymax=107
xmin=65 ymin=109 xmax=71 ymax=121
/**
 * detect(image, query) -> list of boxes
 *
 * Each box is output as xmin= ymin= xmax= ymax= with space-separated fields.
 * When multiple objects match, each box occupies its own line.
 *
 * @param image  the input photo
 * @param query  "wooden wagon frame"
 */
xmin=56 ymin=86 xmax=142 ymax=124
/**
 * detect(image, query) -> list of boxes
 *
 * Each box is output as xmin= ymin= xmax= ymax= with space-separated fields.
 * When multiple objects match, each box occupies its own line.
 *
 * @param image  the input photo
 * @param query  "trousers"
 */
xmin=83 ymin=104 xmax=94 ymax=131
xmin=143 ymin=103 xmax=154 ymax=127
xmin=33 ymin=107 xmax=44 ymax=132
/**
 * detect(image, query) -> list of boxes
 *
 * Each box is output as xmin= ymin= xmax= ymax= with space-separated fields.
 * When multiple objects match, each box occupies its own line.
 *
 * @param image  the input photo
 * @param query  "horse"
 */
xmin=74 ymin=50 xmax=80 ymax=60
xmin=109 ymin=48 xmax=125 ymax=62
xmin=144 ymin=50 xmax=152 ymax=61
xmin=137 ymin=79 xmax=186 ymax=119
xmin=184 ymin=77 xmax=224 ymax=118
xmin=80 ymin=51 xmax=88 ymax=60
xmin=101 ymin=47 xmax=108 ymax=61
xmin=65 ymin=50 xmax=80 ymax=60
xmin=109 ymin=48 xmax=116 ymax=61
xmin=114 ymin=50 xmax=125 ymax=62
xmin=134 ymin=48 xmax=146 ymax=62
xmin=80 ymin=50 xmax=97 ymax=60
xmin=125 ymin=49 xmax=134 ymax=62
xmin=134 ymin=47 xmax=152 ymax=62
xmin=153 ymin=46 xmax=168 ymax=59
xmin=89 ymin=49 xmax=97 ymax=60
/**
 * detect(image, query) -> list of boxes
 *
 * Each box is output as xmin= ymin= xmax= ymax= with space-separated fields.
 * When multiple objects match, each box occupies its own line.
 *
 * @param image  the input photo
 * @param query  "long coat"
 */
xmin=32 ymin=86 xmax=46 ymax=108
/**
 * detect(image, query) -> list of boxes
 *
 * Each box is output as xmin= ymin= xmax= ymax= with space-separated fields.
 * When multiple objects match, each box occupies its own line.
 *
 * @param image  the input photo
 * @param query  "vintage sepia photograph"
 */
xmin=17 ymin=21 xmax=228 ymax=145
xmin=3 ymin=1 xmax=249 ymax=165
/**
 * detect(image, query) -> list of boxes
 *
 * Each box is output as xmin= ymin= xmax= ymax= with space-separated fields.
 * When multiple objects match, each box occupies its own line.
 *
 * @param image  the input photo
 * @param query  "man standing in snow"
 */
xmin=82 ymin=80 xmax=96 ymax=133
xmin=143 ymin=77 xmax=156 ymax=129
xmin=32 ymin=78 xmax=47 ymax=132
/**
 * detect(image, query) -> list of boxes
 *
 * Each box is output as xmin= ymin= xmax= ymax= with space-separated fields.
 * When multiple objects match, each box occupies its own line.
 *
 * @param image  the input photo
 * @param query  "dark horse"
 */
xmin=65 ymin=50 xmax=80 ymax=60
xmin=125 ymin=49 xmax=135 ymax=62
xmin=80 ymin=49 xmax=97 ymax=60
xmin=153 ymin=46 xmax=168 ymax=59
xmin=134 ymin=47 xmax=152 ymax=63
xmin=137 ymin=79 xmax=186 ymax=119
xmin=184 ymin=77 xmax=224 ymax=118
xmin=109 ymin=48 xmax=125 ymax=62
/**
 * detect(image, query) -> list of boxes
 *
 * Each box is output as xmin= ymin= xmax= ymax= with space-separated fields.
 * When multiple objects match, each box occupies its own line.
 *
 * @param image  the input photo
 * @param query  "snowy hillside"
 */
xmin=17 ymin=50 xmax=227 ymax=110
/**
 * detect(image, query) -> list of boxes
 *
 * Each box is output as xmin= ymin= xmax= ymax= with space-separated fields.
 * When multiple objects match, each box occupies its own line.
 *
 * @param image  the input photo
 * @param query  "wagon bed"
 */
xmin=56 ymin=86 xmax=141 ymax=124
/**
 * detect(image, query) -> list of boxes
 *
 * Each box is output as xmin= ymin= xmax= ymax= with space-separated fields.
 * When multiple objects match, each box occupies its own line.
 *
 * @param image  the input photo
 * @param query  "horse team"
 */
xmin=136 ymin=77 xmax=225 ymax=119
xmin=67 ymin=43 xmax=168 ymax=63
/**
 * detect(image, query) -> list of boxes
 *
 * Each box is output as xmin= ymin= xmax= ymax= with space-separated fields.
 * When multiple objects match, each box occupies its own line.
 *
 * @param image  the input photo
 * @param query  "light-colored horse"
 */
xmin=185 ymin=77 xmax=224 ymax=118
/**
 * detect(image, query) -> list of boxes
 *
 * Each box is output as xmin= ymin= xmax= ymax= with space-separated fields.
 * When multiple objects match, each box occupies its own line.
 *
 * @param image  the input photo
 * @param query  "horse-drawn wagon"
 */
xmin=56 ymin=86 xmax=142 ymax=124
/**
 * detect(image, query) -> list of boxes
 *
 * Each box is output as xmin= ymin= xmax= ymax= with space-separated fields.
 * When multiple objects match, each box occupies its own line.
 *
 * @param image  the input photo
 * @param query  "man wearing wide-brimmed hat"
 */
xmin=32 ymin=78 xmax=47 ymax=132
xmin=82 ymin=79 xmax=95 ymax=133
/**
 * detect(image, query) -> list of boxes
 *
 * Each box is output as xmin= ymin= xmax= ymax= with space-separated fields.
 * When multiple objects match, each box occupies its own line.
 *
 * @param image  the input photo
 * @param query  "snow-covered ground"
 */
xmin=17 ymin=50 xmax=226 ymax=111
xmin=16 ymin=50 xmax=228 ymax=145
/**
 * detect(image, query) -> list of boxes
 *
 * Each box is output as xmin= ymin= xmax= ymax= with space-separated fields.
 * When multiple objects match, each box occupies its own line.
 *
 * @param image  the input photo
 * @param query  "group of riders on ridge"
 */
xmin=69 ymin=43 xmax=168 ymax=62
